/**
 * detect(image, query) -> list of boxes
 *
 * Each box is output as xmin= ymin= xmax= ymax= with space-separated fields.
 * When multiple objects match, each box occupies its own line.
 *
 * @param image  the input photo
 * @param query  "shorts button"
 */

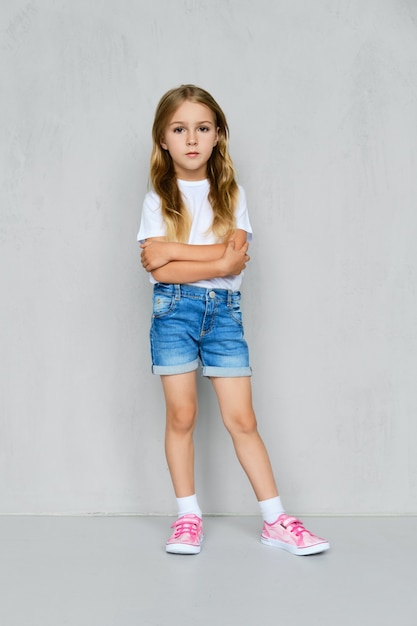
xmin=209 ymin=291 xmax=216 ymax=298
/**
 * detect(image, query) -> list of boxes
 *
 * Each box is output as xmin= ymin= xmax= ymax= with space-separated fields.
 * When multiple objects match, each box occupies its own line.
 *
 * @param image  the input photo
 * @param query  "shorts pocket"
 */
xmin=152 ymin=292 xmax=177 ymax=318
xmin=228 ymin=297 xmax=243 ymax=325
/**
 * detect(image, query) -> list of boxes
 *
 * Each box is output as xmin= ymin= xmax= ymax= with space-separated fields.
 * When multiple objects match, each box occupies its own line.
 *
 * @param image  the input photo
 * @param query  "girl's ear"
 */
xmin=160 ymin=137 xmax=168 ymax=150
xmin=214 ymin=127 xmax=219 ymax=146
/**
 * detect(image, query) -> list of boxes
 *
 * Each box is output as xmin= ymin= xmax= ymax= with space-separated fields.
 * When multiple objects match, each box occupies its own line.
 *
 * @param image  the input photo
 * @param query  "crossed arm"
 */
xmin=140 ymin=229 xmax=250 ymax=283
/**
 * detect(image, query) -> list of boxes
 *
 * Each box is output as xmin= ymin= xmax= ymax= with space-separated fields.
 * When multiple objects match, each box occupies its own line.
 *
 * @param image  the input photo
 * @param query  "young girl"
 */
xmin=137 ymin=85 xmax=329 ymax=556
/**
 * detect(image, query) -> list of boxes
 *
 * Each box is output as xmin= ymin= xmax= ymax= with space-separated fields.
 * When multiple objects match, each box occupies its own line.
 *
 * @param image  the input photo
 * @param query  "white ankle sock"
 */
xmin=176 ymin=494 xmax=202 ymax=519
xmin=259 ymin=496 xmax=285 ymax=524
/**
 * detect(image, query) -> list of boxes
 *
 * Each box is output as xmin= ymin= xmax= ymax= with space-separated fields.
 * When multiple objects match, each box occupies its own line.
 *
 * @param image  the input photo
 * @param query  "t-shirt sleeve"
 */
xmin=236 ymin=185 xmax=253 ymax=241
xmin=136 ymin=192 xmax=166 ymax=243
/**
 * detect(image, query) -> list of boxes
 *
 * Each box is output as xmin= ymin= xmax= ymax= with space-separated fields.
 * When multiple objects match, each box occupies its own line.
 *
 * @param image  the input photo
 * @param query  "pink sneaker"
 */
xmin=166 ymin=514 xmax=203 ymax=555
xmin=261 ymin=514 xmax=330 ymax=556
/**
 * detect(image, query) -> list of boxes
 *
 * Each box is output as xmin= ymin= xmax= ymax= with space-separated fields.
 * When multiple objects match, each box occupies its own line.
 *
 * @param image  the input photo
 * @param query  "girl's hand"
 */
xmin=140 ymin=240 xmax=171 ymax=272
xmin=220 ymin=240 xmax=250 ymax=276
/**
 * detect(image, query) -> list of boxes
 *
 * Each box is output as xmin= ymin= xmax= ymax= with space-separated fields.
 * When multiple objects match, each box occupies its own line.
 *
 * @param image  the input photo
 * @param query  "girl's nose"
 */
xmin=187 ymin=133 xmax=197 ymax=145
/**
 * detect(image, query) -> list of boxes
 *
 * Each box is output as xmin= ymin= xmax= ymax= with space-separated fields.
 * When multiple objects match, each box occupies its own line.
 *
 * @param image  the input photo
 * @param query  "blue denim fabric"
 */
xmin=150 ymin=283 xmax=252 ymax=377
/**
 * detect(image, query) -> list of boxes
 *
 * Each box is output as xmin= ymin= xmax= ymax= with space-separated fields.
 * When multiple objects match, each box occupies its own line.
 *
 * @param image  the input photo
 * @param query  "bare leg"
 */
xmin=161 ymin=372 xmax=198 ymax=498
xmin=211 ymin=376 xmax=279 ymax=502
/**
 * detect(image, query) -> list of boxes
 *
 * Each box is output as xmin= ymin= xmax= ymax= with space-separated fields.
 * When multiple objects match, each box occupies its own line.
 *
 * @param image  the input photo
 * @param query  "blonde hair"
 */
xmin=150 ymin=84 xmax=238 ymax=242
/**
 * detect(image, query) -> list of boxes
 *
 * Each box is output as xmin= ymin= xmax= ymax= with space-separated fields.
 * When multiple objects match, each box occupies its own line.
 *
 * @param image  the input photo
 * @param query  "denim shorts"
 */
xmin=150 ymin=283 xmax=252 ymax=377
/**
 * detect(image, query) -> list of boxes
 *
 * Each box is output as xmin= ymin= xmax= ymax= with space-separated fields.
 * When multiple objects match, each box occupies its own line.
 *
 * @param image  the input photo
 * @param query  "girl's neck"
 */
xmin=177 ymin=177 xmax=208 ymax=184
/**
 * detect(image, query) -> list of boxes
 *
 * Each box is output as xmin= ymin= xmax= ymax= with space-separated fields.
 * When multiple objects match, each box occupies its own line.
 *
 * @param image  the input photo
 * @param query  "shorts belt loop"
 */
xmin=227 ymin=289 xmax=232 ymax=306
xmin=174 ymin=284 xmax=181 ymax=300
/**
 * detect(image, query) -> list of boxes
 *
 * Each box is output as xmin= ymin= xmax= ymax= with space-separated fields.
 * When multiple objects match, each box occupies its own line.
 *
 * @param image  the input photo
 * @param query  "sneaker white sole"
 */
xmin=166 ymin=536 xmax=203 ymax=555
xmin=261 ymin=536 xmax=330 ymax=556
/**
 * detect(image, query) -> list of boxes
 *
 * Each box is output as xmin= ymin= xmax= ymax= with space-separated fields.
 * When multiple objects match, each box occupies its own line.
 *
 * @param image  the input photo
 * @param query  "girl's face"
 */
xmin=160 ymin=100 xmax=219 ymax=181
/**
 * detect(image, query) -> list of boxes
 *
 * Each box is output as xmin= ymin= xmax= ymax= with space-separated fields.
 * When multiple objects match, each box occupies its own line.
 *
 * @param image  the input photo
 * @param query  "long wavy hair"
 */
xmin=150 ymin=84 xmax=239 ymax=242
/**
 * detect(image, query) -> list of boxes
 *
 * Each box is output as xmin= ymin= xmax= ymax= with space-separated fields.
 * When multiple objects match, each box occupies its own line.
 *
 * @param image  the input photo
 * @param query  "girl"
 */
xmin=138 ymin=85 xmax=329 ymax=556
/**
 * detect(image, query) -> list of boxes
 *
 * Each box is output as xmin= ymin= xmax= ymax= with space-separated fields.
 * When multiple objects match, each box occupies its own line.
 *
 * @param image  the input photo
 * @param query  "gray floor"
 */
xmin=0 ymin=515 xmax=416 ymax=626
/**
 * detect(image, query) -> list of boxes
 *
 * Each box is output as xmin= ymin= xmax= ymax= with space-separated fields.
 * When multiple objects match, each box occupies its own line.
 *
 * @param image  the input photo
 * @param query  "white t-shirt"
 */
xmin=137 ymin=179 xmax=253 ymax=290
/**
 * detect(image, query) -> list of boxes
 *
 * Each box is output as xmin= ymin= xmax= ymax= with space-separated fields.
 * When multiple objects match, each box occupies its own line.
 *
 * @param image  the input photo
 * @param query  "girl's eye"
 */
xmin=173 ymin=127 xmax=185 ymax=133
xmin=198 ymin=126 xmax=209 ymax=132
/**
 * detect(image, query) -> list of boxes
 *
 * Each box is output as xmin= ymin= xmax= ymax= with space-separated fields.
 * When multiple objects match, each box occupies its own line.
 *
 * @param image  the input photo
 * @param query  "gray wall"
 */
xmin=1 ymin=0 xmax=417 ymax=515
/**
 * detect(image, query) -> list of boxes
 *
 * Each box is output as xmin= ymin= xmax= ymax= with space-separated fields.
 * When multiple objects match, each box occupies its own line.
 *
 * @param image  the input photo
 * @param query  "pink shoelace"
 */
xmin=278 ymin=515 xmax=312 ymax=539
xmin=171 ymin=516 xmax=201 ymax=539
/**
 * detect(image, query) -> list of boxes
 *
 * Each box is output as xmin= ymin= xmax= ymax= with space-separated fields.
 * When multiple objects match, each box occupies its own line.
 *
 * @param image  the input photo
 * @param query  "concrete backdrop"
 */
xmin=1 ymin=0 xmax=417 ymax=515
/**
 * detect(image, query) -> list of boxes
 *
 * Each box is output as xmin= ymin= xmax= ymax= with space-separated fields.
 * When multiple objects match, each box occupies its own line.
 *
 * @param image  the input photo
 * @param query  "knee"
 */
xmin=225 ymin=411 xmax=258 ymax=437
xmin=166 ymin=403 xmax=197 ymax=434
